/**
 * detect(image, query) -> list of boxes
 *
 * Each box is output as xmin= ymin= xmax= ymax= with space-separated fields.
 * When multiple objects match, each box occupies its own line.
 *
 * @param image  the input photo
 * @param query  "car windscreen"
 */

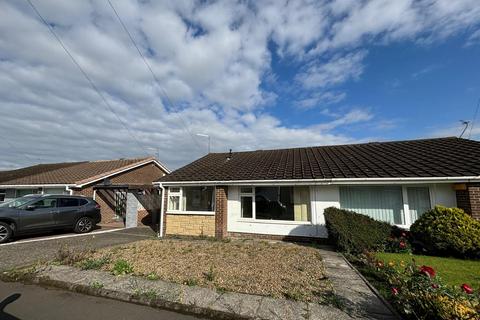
xmin=0 ymin=196 xmax=39 ymax=208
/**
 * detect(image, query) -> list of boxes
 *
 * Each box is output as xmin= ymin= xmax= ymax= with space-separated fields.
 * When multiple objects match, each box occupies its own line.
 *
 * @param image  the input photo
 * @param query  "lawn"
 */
xmin=70 ymin=238 xmax=332 ymax=303
xmin=376 ymin=252 xmax=480 ymax=289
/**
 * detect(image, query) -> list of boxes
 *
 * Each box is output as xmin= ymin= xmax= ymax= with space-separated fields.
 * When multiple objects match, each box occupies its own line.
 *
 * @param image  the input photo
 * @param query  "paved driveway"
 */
xmin=0 ymin=227 xmax=156 ymax=271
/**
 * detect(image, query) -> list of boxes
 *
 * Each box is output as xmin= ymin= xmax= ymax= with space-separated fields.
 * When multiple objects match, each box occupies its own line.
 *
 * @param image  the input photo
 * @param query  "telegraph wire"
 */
xmin=107 ymin=0 xmax=203 ymax=151
xmin=26 ymin=0 xmax=149 ymax=157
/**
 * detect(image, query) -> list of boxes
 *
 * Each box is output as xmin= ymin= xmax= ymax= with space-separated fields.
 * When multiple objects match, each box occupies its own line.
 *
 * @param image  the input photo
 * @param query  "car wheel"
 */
xmin=0 ymin=222 xmax=13 ymax=244
xmin=74 ymin=217 xmax=94 ymax=234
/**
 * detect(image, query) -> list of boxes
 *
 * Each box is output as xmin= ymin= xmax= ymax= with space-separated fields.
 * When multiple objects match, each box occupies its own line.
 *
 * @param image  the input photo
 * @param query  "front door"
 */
xmin=18 ymin=197 xmax=57 ymax=231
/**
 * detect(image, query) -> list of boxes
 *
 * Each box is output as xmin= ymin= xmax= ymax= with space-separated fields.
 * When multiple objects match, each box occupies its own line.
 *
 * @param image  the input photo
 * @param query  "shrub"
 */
xmin=324 ymin=207 xmax=391 ymax=254
xmin=410 ymin=206 xmax=480 ymax=259
xmin=385 ymin=226 xmax=412 ymax=253
xmin=112 ymin=259 xmax=133 ymax=275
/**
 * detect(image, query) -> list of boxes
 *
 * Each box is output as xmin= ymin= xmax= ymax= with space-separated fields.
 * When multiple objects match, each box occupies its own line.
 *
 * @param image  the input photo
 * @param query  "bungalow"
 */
xmin=155 ymin=137 xmax=480 ymax=240
xmin=0 ymin=157 xmax=169 ymax=227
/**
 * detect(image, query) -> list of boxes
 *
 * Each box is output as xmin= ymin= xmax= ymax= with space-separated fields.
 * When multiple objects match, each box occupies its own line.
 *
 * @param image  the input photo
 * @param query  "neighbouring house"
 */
xmin=0 ymin=157 xmax=169 ymax=227
xmin=155 ymin=137 xmax=480 ymax=240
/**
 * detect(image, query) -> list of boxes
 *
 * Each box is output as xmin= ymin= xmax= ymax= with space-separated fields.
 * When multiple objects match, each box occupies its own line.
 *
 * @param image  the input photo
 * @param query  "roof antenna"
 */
xmin=226 ymin=149 xmax=232 ymax=161
xmin=459 ymin=120 xmax=470 ymax=138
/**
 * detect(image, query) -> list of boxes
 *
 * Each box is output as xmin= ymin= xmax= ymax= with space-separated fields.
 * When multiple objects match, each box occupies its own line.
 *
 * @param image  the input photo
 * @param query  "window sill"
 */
xmin=167 ymin=211 xmax=215 ymax=216
xmin=236 ymin=218 xmax=312 ymax=225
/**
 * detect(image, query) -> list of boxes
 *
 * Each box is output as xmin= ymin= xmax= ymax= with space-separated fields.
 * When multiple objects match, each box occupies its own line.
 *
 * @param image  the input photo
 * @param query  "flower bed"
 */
xmin=360 ymin=253 xmax=480 ymax=319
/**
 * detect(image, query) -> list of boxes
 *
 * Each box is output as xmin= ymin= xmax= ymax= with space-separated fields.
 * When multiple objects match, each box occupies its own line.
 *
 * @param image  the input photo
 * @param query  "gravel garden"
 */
xmin=55 ymin=238 xmax=333 ymax=304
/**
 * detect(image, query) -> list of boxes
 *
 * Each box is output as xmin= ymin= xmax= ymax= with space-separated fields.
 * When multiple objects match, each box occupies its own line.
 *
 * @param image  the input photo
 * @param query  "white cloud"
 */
xmin=313 ymin=108 xmax=374 ymax=131
xmin=465 ymin=29 xmax=480 ymax=47
xmin=297 ymin=51 xmax=367 ymax=89
xmin=0 ymin=0 xmax=479 ymax=170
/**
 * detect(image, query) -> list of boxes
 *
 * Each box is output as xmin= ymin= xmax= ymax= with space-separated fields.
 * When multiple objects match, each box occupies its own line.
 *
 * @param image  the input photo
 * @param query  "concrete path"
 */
xmin=0 ymin=227 xmax=156 ymax=271
xmin=0 ymin=280 xmax=203 ymax=320
xmin=317 ymin=247 xmax=398 ymax=319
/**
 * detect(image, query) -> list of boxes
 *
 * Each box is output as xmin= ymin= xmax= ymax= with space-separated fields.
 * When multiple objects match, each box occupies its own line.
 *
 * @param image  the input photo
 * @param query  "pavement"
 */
xmin=0 ymin=280 xmax=203 ymax=320
xmin=0 ymin=227 xmax=157 ymax=271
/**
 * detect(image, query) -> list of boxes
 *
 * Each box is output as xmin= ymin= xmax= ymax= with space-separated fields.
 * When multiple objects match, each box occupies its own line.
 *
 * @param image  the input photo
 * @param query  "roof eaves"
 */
xmin=75 ymin=157 xmax=168 ymax=187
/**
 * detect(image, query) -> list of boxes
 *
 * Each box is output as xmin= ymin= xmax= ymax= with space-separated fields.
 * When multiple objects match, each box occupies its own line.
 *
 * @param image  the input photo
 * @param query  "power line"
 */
xmin=106 ymin=0 xmax=202 ymax=151
xmin=26 ymin=0 xmax=148 ymax=157
xmin=468 ymin=97 xmax=480 ymax=139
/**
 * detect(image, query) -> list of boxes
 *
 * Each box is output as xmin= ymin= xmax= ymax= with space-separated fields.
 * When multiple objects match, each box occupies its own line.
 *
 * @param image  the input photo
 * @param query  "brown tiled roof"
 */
xmin=0 ymin=157 xmax=157 ymax=186
xmin=158 ymin=137 xmax=480 ymax=182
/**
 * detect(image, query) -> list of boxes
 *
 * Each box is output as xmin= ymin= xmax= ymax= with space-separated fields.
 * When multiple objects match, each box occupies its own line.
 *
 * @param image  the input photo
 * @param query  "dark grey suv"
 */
xmin=0 ymin=194 xmax=101 ymax=243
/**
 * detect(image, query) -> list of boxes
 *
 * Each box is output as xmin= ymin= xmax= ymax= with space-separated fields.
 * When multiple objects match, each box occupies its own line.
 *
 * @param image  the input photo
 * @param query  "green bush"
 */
xmin=324 ymin=207 xmax=392 ymax=254
xmin=410 ymin=206 xmax=480 ymax=259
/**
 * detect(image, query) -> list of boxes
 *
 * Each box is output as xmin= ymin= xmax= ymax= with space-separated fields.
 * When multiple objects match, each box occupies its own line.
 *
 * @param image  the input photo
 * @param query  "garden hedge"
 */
xmin=410 ymin=206 xmax=480 ymax=259
xmin=324 ymin=207 xmax=391 ymax=254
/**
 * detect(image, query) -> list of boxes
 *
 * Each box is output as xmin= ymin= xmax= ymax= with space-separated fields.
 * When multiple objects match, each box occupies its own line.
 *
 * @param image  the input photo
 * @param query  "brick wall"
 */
xmin=455 ymin=183 xmax=480 ymax=220
xmin=214 ymin=186 xmax=228 ymax=239
xmin=165 ymin=214 xmax=215 ymax=237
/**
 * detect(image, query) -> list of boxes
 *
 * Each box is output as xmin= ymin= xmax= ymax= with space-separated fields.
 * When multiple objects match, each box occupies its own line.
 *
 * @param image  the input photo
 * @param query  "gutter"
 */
xmin=0 ymin=184 xmax=76 ymax=188
xmin=157 ymin=183 xmax=165 ymax=238
xmin=152 ymin=176 xmax=480 ymax=186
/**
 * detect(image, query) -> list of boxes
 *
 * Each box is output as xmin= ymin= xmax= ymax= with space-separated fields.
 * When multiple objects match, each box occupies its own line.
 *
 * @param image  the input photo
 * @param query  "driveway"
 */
xmin=0 ymin=280 xmax=203 ymax=320
xmin=0 ymin=227 xmax=156 ymax=271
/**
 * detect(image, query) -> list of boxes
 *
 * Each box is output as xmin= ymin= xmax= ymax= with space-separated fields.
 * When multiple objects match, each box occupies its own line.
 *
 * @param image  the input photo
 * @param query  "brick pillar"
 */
xmin=161 ymin=187 xmax=168 ymax=236
xmin=215 ymin=186 xmax=228 ymax=239
xmin=455 ymin=183 xmax=480 ymax=220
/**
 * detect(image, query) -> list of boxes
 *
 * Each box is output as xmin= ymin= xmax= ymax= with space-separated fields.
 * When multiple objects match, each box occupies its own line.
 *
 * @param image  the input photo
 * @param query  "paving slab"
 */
xmin=316 ymin=246 xmax=399 ymax=320
xmin=4 ymin=264 xmax=358 ymax=320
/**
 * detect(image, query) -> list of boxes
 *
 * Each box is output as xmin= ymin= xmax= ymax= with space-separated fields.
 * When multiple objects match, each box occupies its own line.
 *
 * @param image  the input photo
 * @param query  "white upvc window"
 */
xmin=240 ymin=187 xmax=255 ymax=219
xmin=339 ymin=185 xmax=432 ymax=227
xmin=168 ymin=187 xmax=182 ymax=212
xmin=167 ymin=186 xmax=215 ymax=214
xmin=239 ymin=186 xmax=312 ymax=222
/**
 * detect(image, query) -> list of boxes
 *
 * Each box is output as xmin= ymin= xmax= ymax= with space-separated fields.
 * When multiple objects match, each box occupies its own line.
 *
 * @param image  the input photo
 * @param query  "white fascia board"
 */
xmin=0 ymin=184 xmax=75 ymax=188
xmin=76 ymin=159 xmax=170 ymax=188
xmin=153 ymin=176 xmax=480 ymax=187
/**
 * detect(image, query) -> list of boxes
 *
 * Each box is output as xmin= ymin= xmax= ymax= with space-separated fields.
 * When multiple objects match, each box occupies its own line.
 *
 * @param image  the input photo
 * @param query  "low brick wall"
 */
xmin=165 ymin=214 xmax=215 ymax=237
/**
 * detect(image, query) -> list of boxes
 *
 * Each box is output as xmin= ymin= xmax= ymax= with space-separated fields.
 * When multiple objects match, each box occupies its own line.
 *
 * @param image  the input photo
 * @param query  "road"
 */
xmin=0 ymin=281 xmax=204 ymax=320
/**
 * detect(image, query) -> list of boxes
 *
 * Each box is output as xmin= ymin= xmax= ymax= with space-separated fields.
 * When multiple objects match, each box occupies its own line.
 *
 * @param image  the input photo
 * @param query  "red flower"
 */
xmin=419 ymin=265 xmax=436 ymax=278
xmin=461 ymin=283 xmax=474 ymax=294
xmin=431 ymin=284 xmax=439 ymax=289
xmin=399 ymin=241 xmax=406 ymax=249
xmin=391 ymin=287 xmax=399 ymax=296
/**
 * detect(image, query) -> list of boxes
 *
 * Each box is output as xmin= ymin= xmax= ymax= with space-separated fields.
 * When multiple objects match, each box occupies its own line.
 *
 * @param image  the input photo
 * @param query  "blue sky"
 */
xmin=272 ymin=32 xmax=480 ymax=140
xmin=0 ymin=1 xmax=480 ymax=170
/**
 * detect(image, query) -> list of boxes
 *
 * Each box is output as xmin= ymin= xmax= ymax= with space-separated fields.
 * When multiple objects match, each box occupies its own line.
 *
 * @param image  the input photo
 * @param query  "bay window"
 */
xmin=168 ymin=186 xmax=214 ymax=212
xmin=240 ymin=186 xmax=311 ymax=222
